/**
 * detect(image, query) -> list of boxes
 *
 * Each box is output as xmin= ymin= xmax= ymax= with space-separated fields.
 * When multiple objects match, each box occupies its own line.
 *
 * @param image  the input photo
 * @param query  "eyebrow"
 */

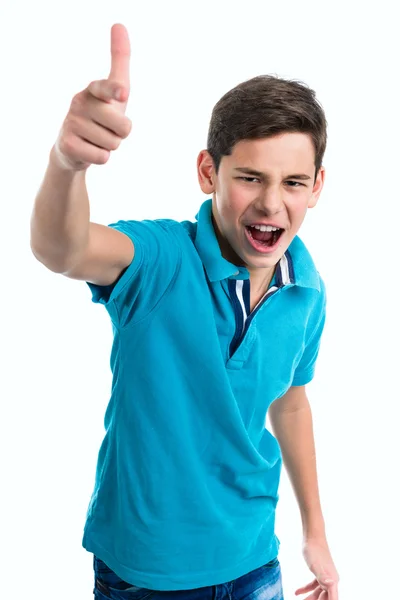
xmin=233 ymin=167 xmax=312 ymax=180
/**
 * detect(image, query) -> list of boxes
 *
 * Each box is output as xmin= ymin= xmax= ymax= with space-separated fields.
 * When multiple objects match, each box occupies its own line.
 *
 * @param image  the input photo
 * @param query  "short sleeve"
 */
xmin=86 ymin=219 xmax=181 ymax=328
xmin=291 ymin=278 xmax=327 ymax=386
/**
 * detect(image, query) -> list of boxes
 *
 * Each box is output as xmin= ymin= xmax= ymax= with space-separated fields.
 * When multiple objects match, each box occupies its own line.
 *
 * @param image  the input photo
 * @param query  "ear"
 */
xmin=197 ymin=150 xmax=216 ymax=194
xmin=308 ymin=166 xmax=325 ymax=209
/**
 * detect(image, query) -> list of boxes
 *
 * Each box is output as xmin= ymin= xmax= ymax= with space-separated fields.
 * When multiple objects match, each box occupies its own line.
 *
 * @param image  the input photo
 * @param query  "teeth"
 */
xmin=251 ymin=224 xmax=280 ymax=232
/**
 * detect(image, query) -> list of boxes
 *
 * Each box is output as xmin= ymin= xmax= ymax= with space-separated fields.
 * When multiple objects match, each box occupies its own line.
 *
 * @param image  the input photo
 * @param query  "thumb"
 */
xmin=108 ymin=23 xmax=131 ymax=91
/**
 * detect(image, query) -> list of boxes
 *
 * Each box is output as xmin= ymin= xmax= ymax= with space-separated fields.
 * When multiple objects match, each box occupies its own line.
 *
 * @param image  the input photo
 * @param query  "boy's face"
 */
xmin=197 ymin=133 xmax=325 ymax=275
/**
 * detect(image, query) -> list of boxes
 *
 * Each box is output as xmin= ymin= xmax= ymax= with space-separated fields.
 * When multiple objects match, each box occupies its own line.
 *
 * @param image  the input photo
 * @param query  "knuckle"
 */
xmin=70 ymin=93 xmax=85 ymax=113
xmin=60 ymin=135 xmax=76 ymax=155
xmin=89 ymin=79 xmax=112 ymax=100
xmin=64 ymin=113 xmax=76 ymax=131
xmin=87 ymin=80 xmax=100 ymax=94
xmin=65 ymin=116 xmax=84 ymax=139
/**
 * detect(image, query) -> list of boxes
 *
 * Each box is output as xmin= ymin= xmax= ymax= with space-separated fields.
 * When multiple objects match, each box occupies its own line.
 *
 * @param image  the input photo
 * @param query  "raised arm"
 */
xmin=30 ymin=23 xmax=134 ymax=286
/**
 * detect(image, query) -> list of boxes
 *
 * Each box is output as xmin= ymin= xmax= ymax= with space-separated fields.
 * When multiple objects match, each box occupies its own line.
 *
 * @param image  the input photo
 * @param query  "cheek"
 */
xmin=286 ymin=194 xmax=311 ymax=218
xmin=221 ymin=200 xmax=245 ymax=229
xmin=225 ymin=185 xmax=250 ymax=214
xmin=216 ymin=182 xmax=251 ymax=230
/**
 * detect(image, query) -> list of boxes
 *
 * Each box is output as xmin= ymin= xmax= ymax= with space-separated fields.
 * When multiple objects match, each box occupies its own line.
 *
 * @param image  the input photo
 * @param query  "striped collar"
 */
xmin=194 ymin=199 xmax=321 ymax=291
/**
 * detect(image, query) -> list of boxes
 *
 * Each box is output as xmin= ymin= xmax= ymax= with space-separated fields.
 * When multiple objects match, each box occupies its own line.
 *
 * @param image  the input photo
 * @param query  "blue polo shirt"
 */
xmin=82 ymin=199 xmax=327 ymax=591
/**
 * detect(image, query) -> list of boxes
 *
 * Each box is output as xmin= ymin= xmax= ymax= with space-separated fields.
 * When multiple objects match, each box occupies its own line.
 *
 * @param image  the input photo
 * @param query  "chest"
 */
xmin=175 ymin=274 xmax=309 ymax=377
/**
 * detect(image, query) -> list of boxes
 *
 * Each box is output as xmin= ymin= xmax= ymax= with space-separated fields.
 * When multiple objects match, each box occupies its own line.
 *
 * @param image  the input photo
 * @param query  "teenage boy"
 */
xmin=30 ymin=23 xmax=338 ymax=600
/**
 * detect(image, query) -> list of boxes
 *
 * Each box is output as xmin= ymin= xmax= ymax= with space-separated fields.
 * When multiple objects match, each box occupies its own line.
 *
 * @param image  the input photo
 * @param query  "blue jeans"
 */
xmin=93 ymin=555 xmax=284 ymax=600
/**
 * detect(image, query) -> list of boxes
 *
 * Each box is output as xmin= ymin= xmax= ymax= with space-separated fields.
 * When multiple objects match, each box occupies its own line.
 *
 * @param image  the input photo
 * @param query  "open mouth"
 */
xmin=245 ymin=225 xmax=284 ymax=249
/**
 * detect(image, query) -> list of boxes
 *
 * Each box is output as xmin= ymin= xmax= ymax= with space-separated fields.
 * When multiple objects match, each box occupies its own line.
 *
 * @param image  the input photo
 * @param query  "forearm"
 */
xmin=30 ymin=145 xmax=90 ymax=272
xmin=269 ymin=399 xmax=325 ymax=538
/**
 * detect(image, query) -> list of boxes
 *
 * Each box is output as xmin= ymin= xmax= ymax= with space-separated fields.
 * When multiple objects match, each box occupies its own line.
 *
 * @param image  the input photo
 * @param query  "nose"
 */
xmin=256 ymin=185 xmax=285 ymax=215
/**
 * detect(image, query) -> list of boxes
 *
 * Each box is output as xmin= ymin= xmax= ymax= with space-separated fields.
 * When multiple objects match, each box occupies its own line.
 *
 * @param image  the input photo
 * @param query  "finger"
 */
xmin=71 ymin=117 xmax=122 ymax=151
xmin=108 ymin=23 xmax=130 ymax=88
xmin=87 ymin=79 xmax=123 ymax=103
xmin=303 ymin=588 xmax=324 ymax=600
xmin=328 ymin=584 xmax=338 ymax=600
xmin=317 ymin=578 xmax=338 ymax=599
xmin=56 ymin=133 xmax=110 ymax=167
xmin=295 ymin=579 xmax=319 ymax=595
xmin=83 ymin=96 xmax=132 ymax=138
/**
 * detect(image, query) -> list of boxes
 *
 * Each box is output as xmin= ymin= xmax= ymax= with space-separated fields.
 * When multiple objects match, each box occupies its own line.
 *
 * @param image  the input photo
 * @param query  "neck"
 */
xmin=249 ymin=266 xmax=276 ymax=295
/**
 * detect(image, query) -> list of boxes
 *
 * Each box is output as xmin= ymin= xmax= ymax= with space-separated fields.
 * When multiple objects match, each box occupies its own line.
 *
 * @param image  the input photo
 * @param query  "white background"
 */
xmin=1 ymin=1 xmax=399 ymax=598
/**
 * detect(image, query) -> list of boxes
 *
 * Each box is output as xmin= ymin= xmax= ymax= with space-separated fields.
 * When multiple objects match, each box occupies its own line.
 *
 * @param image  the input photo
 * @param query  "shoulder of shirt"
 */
xmin=107 ymin=217 xmax=197 ymax=253
xmin=150 ymin=218 xmax=197 ymax=241
xmin=108 ymin=217 xmax=190 ymax=235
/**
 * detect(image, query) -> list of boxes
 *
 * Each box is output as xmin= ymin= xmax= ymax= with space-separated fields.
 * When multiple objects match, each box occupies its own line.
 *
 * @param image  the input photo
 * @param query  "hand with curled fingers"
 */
xmin=53 ymin=23 xmax=132 ymax=171
xmin=295 ymin=537 xmax=339 ymax=600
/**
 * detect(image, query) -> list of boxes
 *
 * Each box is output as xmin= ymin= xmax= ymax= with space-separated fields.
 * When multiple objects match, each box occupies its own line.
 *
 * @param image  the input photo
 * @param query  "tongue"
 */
xmin=250 ymin=227 xmax=274 ymax=243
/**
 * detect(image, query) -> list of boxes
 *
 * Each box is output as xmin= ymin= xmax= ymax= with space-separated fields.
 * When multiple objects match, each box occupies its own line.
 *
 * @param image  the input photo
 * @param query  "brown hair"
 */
xmin=207 ymin=75 xmax=327 ymax=183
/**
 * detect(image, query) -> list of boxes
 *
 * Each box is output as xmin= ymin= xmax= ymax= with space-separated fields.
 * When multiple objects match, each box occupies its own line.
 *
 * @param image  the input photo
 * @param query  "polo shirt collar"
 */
xmin=194 ymin=199 xmax=320 ymax=291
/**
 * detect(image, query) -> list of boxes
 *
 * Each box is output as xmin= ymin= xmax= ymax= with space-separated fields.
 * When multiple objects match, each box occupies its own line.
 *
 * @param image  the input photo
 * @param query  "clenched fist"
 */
xmin=53 ymin=24 xmax=132 ymax=171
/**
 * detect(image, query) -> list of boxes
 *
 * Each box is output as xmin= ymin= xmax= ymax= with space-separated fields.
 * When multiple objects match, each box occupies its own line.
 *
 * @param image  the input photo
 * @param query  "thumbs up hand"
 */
xmin=53 ymin=24 xmax=132 ymax=171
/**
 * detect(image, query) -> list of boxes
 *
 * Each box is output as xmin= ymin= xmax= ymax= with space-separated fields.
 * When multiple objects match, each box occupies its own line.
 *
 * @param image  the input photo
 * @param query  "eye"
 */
xmin=238 ymin=176 xmax=261 ymax=183
xmin=285 ymin=181 xmax=305 ymax=187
